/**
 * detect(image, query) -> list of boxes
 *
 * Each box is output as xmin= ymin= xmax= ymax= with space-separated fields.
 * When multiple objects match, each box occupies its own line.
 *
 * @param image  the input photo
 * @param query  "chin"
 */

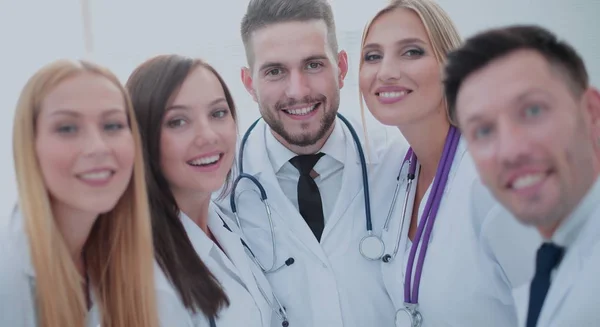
xmin=75 ymin=198 xmax=122 ymax=216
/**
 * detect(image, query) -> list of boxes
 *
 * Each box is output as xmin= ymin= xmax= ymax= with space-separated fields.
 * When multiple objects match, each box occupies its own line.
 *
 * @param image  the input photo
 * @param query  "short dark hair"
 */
xmin=240 ymin=0 xmax=338 ymax=66
xmin=444 ymin=25 xmax=589 ymax=124
xmin=125 ymin=55 xmax=238 ymax=317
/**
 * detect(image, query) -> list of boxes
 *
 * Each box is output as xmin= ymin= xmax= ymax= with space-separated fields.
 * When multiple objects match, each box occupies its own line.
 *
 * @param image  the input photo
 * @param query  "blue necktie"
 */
xmin=526 ymin=242 xmax=565 ymax=327
xmin=290 ymin=153 xmax=325 ymax=241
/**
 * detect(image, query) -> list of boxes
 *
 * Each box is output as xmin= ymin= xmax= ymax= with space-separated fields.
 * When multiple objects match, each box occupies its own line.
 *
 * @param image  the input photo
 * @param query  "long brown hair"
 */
xmin=13 ymin=59 xmax=159 ymax=327
xmin=126 ymin=54 xmax=235 ymax=317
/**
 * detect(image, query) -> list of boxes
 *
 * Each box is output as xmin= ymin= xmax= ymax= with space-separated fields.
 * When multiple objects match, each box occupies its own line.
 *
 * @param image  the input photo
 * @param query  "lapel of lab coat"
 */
xmin=207 ymin=203 xmax=272 ymax=323
xmin=538 ymin=195 xmax=600 ymax=325
xmin=319 ymin=118 xmax=379 ymax=242
xmin=243 ymin=119 xmax=329 ymax=265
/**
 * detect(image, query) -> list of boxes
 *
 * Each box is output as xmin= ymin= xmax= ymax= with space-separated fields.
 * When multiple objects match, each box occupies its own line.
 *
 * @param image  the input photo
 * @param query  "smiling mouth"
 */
xmin=77 ymin=169 xmax=115 ymax=182
xmin=187 ymin=154 xmax=223 ymax=167
xmin=509 ymin=172 xmax=548 ymax=189
xmin=375 ymin=90 xmax=412 ymax=98
xmin=282 ymin=103 xmax=321 ymax=116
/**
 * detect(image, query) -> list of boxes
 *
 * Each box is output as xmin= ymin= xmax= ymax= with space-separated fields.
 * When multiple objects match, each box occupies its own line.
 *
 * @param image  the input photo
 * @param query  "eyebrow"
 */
xmin=512 ymin=88 xmax=552 ymax=104
xmin=463 ymin=88 xmax=553 ymax=125
xmin=363 ymin=37 xmax=427 ymax=51
xmin=167 ymin=97 xmax=228 ymax=111
xmin=258 ymin=55 xmax=330 ymax=72
xmin=49 ymin=108 xmax=125 ymax=117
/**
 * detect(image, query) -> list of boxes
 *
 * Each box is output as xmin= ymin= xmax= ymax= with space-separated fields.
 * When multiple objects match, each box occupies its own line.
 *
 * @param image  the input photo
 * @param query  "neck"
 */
xmin=398 ymin=111 xmax=450 ymax=178
xmin=52 ymin=202 xmax=97 ymax=272
xmin=272 ymin=120 xmax=336 ymax=155
xmin=175 ymin=190 xmax=212 ymax=234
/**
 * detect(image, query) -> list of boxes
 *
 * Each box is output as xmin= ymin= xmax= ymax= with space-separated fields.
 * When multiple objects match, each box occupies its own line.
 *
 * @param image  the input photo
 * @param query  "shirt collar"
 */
xmin=179 ymin=205 xmax=222 ymax=259
xmin=552 ymin=176 xmax=600 ymax=247
xmin=265 ymin=119 xmax=346 ymax=173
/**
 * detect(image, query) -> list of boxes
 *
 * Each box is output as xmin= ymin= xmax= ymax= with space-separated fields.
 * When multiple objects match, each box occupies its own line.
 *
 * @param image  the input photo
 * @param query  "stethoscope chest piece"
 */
xmin=359 ymin=234 xmax=385 ymax=260
xmin=395 ymin=305 xmax=422 ymax=327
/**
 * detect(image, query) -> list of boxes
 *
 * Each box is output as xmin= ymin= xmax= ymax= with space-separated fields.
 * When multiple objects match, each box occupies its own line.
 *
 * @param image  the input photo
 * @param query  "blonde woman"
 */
xmin=0 ymin=59 xmax=163 ymax=327
xmin=358 ymin=0 xmax=538 ymax=326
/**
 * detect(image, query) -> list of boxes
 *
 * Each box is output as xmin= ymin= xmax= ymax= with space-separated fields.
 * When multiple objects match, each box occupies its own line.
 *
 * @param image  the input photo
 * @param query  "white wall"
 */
xmin=0 ymin=0 xmax=598 ymax=217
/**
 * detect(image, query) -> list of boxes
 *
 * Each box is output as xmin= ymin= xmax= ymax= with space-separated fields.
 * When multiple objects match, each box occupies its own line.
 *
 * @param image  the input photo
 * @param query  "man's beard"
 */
xmin=260 ymin=94 xmax=339 ymax=147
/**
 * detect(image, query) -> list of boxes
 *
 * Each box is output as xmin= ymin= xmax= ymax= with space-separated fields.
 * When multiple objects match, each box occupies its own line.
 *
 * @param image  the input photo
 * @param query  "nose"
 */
xmin=496 ymin=121 xmax=533 ymax=167
xmin=82 ymin=127 xmax=110 ymax=158
xmin=193 ymin=118 xmax=219 ymax=147
xmin=285 ymin=70 xmax=311 ymax=100
xmin=377 ymin=55 xmax=402 ymax=82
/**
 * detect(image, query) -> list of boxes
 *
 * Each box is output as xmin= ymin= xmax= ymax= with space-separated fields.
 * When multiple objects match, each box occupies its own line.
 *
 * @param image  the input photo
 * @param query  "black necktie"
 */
xmin=526 ymin=242 xmax=565 ymax=327
xmin=289 ymin=153 xmax=325 ymax=241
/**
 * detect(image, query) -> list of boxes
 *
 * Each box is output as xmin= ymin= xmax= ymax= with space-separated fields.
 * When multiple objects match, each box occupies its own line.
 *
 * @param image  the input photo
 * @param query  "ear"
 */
xmin=584 ymin=87 xmax=600 ymax=145
xmin=241 ymin=67 xmax=258 ymax=103
xmin=337 ymin=50 xmax=349 ymax=89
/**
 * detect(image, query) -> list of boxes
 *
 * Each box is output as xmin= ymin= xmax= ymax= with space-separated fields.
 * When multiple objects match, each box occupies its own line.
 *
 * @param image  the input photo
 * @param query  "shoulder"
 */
xmin=0 ymin=211 xmax=37 ymax=324
xmin=338 ymin=115 xmax=408 ymax=168
xmin=468 ymin=178 xmax=541 ymax=288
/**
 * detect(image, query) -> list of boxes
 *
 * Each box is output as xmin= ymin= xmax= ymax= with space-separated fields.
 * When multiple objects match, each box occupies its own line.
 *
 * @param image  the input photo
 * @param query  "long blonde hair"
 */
xmin=358 ymin=0 xmax=463 ymax=153
xmin=13 ymin=59 xmax=159 ymax=327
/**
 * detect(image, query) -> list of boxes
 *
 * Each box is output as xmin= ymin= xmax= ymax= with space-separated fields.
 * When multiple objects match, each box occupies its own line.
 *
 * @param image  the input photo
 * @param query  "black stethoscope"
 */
xmin=229 ymin=113 xmax=376 ymax=264
xmin=216 ymin=215 xmax=290 ymax=327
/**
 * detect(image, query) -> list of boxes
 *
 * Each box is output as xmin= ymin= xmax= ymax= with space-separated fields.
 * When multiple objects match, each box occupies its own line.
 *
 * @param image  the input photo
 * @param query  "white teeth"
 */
xmin=512 ymin=173 xmax=545 ymax=189
xmin=79 ymin=170 xmax=112 ymax=181
xmin=189 ymin=155 xmax=220 ymax=166
xmin=284 ymin=105 xmax=317 ymax=116
xmin=378 ymin=91 xmax=408 ymax=98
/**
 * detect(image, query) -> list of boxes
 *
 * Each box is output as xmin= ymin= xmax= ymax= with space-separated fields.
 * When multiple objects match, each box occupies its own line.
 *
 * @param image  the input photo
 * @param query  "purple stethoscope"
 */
xmin=383 ymin=126 xmax=461 ymax=327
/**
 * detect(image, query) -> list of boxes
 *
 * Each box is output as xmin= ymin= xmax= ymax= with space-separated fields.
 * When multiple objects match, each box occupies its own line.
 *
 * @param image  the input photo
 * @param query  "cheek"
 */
xmin=256 ymin=82 xmax=278 ymax=104
xmin=358 ymin=67 xmax=374 ymax=94
xmin=417 ymin=63 xmax=443 ymax=95
xmin=223 ymin=119 xmax=238 ymax=148
xmin=159 ymin=131 xmax=187 ymax=183
xmin=114 ymin=132 xmax=136 ymax=170
xmin=469 ymin=146 xmax=498 ymax=185
xmin=35 ymin=137 xmax=76 ymax=192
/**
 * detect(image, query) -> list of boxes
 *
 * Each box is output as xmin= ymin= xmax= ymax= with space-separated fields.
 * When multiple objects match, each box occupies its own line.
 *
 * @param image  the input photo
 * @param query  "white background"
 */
xmin=0 ymin=0 xmax=598 ymax=216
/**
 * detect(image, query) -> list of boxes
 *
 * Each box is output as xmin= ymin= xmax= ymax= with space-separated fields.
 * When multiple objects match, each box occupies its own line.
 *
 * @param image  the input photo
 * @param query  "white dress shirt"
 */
xmin=265 ymin=121 xmax=345 ymax=224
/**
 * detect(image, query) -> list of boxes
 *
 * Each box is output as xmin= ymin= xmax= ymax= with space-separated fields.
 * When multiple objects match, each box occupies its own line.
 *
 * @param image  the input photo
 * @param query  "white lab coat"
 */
xmin=521 ymin=177 xmax=600 ymax=326
xmin=0 ymin=208 xmax=187 ymax=327
xmin=176 ymin=202 xmax=277 ymax=327
xmin=214 ymin=117 xmax=401 ymax=327
xmin=379 ymin=138 xmax=539 ymax=327
xmin=469 ymin=179 xmax=542 ymax=326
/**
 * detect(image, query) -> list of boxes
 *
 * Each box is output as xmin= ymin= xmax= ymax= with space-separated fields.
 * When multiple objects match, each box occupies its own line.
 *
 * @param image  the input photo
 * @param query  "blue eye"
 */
xmin=403 ymin=48 xmax=425 ymax=57
xmin=57 ymin=124 xmax=77 ymax=134
xmin=104 ymin=122 xmax=125 ymax=131
xmin=473 ymin=125 xmax=493 ymax=139
xmin=524 ymin=104 xmax=543 ymax=118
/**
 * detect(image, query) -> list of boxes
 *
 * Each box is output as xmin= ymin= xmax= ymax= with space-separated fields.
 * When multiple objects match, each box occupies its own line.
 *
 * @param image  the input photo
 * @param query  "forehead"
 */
xmin=42 ymin=73 xmax=125 ymax=116
xmin=365 ymin=8 xmax=429 ymax=46
xmin=173 ymin=66 xmax=224 ymax=105
xmin=250 ymin=20 xmax=331 ymax=67
xmin=456 ymin=50 xmax=572 ymax=120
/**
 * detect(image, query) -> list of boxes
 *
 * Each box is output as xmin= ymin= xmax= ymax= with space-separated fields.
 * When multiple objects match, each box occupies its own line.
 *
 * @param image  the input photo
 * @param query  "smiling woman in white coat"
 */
xmin=126 ymin=54 xmax=279 ymax=327
xmin=358 ymin=1 xmax=539 ymax=326
xmin=0 ymin=59 xmax=161 ymax=327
